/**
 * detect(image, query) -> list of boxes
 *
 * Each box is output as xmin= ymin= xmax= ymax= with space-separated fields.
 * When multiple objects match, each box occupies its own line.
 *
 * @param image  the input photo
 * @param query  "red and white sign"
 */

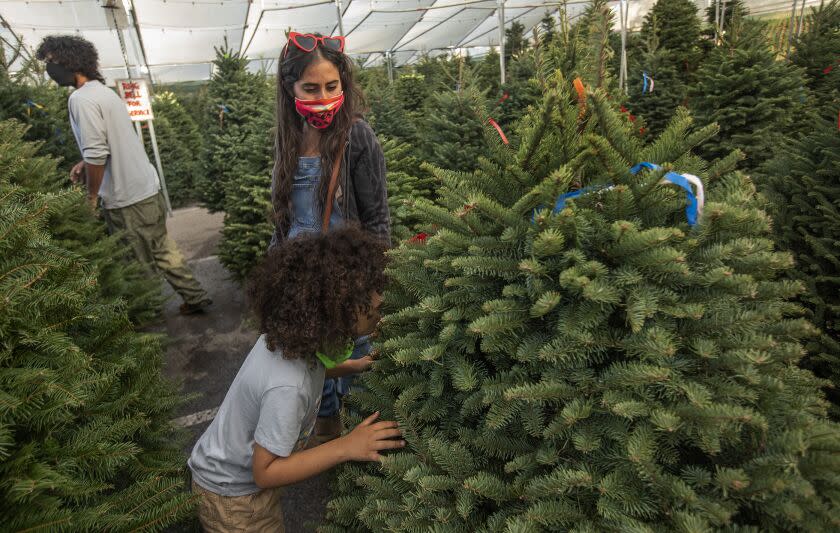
xmin=115 ymin=79 xmax=154 ymax=122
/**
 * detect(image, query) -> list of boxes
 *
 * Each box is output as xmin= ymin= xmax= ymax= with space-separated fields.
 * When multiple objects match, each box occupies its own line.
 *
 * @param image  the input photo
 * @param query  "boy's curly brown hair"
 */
xmin=35 ymin=35 xmax=106 ymax=84
xmin=248 ymin=225 xmax=388 ymax=359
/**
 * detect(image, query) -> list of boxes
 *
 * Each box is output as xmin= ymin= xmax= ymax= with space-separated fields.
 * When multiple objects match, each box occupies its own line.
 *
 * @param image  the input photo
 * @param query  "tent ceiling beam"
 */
xmin=241 ymin=0 xmax=334 ymax=57
xmin=460 ymin=5 xmax=537 ymax=47
xmin=393 ymin=7 xmax=473 ymax=52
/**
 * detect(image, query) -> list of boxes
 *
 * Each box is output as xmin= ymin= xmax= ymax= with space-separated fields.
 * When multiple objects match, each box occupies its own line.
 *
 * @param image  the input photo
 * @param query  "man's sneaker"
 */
xmin=179 ymin=298 xmax=212 ymax=315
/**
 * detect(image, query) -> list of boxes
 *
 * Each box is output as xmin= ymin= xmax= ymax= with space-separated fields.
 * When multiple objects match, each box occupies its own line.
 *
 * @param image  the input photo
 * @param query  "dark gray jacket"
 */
xmin=270 ymin=119 xmax=391 ymax=248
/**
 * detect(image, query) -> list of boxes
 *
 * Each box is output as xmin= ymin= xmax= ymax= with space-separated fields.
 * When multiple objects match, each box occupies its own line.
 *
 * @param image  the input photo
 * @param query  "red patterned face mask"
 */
xmin=295 ymin=92 xmax=344 ymax=129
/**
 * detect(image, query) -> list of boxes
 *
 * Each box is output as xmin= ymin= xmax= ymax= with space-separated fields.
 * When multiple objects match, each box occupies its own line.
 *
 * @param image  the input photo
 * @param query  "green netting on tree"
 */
xmin=320 ymin=73 xmax=840 ymax=532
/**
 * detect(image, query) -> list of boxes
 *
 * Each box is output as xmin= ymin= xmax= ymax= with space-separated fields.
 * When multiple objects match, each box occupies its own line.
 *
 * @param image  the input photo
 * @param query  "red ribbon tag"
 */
xmin=573 ymin=78 xmax=586 ymax=104
xmin=409 ymin=232 xmax=428 ymax=244
xmin=487 ymin=118 xmax=509 ymax=145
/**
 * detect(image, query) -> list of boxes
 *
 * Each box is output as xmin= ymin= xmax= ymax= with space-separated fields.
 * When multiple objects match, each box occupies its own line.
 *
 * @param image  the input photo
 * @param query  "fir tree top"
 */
xmin=322 ymin=72 xmax=840 ymax=532
xmin=640 ymin=0 xmax=702 ymax=71
xmin=791 ymin=0 xmax=840 ymax=109
xmin=690 ymin=19 xmax=810 ymax=170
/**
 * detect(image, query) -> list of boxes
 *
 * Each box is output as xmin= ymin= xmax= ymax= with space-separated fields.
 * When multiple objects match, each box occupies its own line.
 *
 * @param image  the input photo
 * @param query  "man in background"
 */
xmin=36 ymin=35 xmax=212 ymax=315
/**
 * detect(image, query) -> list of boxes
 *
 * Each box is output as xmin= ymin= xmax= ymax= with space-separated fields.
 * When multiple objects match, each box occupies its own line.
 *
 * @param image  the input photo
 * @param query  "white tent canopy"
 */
xmin=0 ymin=0 xmax=821 ymax=84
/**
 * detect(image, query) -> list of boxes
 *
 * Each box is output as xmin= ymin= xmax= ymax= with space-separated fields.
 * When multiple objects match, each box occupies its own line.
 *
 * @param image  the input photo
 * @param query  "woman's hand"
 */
xmin=340 ymin=412 xmax=404 ymax=462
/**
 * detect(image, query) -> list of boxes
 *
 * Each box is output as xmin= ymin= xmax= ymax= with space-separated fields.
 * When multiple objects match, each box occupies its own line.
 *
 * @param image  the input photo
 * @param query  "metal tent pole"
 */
xmin=618 ymin=0 xmax=628 ymax=93
xmin=497 ymin=0 xmax=506 ymax=86
xmin=335 ymin=0 xmax=345 ymax=36
xmin=720 ymin=0 xmax=728 ymax=37
xmin=714 ymin=0 xmax=721 ymax=43
xmin=796 ymin=0 xmax=807 ymax=37
xmin=106 ymin=5 xmax=143 ymax=141
xmin=785 ymin=0 xmax=799 ymax=58
xmin=147 ymin=120 xmax=172 ymax=215
xmin=125 ymin=0 xmax=155 ymax=87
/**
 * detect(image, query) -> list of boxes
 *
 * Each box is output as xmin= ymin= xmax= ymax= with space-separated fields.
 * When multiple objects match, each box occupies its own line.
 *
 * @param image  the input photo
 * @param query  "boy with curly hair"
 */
xmin=188 ymin=226 xmax=402 ymax=531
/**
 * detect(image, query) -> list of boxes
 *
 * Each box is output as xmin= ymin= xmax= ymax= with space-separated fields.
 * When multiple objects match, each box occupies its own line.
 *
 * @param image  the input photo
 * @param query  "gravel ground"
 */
xmin=151 ymin=205 xmax=331 ymax=532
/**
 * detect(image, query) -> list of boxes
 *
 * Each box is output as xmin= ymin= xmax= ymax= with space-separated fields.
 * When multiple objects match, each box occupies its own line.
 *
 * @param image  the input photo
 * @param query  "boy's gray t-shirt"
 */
xmin=67 ymin=80 xmax=160 ymax=209
xmin=188 ymin=335 xmax=325 ymax=496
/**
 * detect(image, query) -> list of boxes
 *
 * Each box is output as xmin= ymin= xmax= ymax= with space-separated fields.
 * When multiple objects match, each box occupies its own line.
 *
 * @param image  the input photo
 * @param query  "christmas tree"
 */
xmin=383 ymin=137 xmax=436 ymax=243
xmin=504 ymin=21 xmax=530 ymax=66
xmin=216 ymin=86 xmax=274 ymax=279
xmin=690 ymin=19 xmax=810 ymax=171
xmin=640 ymin=0 xmax=702 ymax=73
xmin=791 ymin=0 xmax=840 ymax=110
xmin=0 ymin=41 xmax=78 ymax=170
xmin=367 ymin=79 xmax=419 ymax=144
xmin=626 ymin=22 xmax=691 ymax=136
xmin=321 ymin=75 xmax=840 ymax=531
xmin=491 ymin=40 xmax=541 ymax=134
xmin=394 ymin=72 xmax=431 ymax=112
xmin=0 ymin=122 xmax=193 ymax=531
xmin=417 ymin=88 xmax=489 ymax=173
xmin=575 ymin=0 xmax=617 ymax=91
xmin=762 ymin=105 xmax=840 ymax=414
xmin=218 ymin=170 xmax=274 ymax=279
xmin=1 ymin=118 xmax=163 ymax=325
xmin=705 ymin=0 xmax=750 ymax=28
xmin=538 ymin=1 xmax=616 ymax=93
xmin=198 ymin=45 xmax=273 ymax=212
xmin=538 ymin=12 xmax=558 ymax=47
xmin=626 ymin=0 xmax=702 ymax=136
xmin=475 ymin=48 xmax=502 ymax=98
xmin=146 ymin=91 xmax=204 ymax=207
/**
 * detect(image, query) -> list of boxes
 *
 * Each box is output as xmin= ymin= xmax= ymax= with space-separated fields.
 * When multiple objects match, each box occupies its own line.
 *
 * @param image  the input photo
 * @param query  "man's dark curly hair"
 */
xmin=248 ymin=225 xmax=388 ymax=360
xmin=35 ymin=35 xmax=106 ymax=84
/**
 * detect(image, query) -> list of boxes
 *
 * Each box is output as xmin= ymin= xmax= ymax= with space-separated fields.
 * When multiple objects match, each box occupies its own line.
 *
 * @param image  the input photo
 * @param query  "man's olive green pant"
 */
xmin=103 ymin=192 xmax=208 ymax=306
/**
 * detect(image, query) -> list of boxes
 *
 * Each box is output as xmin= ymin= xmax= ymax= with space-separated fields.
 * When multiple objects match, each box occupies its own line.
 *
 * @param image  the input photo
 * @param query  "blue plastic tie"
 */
xmin=642 ymin=72 xmax=655 ymax=94
xmin=629 ymin=162 xmax=700 ymax=226
xmin=535 ymin=163 xmax=702 ymax=226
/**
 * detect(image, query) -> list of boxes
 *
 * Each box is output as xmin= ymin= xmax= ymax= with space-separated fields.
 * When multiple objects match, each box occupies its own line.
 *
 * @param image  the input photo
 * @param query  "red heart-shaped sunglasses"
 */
xmin=284 ymin=31 xmax=345 ymax=58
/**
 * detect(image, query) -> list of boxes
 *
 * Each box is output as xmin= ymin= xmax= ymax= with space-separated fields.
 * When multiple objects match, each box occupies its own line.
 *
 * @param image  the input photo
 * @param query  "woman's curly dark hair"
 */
xmin=248 ymin=225 xmax=388 ymax=360
xmin=35 ymin=35 xmax=106 ymax=83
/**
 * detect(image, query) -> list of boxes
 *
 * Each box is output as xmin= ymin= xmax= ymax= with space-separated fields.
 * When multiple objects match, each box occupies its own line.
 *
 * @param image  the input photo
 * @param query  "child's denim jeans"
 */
xmin=319 ymin=335 xmax=371 ymax=417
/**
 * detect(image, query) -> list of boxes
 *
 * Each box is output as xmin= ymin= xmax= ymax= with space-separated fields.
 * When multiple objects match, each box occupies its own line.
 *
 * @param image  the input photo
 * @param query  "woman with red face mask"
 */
xmin=271 ymin=32 xmax=390 ymax=245
xmin=269 ymin=32 xmax=391 ymax=443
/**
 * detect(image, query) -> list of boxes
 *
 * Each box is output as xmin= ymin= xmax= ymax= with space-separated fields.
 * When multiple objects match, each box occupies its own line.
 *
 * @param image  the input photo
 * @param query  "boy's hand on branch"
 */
xmin=350 ymin=355 xmax=374 ymax=373
xmin=342 ymin=412 xmax=404 ymax=462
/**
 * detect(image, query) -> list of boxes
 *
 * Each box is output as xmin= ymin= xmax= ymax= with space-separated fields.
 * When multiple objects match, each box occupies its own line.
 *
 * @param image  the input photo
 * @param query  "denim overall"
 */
xmin=288 ymin=156 xmax=372 ymax=417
